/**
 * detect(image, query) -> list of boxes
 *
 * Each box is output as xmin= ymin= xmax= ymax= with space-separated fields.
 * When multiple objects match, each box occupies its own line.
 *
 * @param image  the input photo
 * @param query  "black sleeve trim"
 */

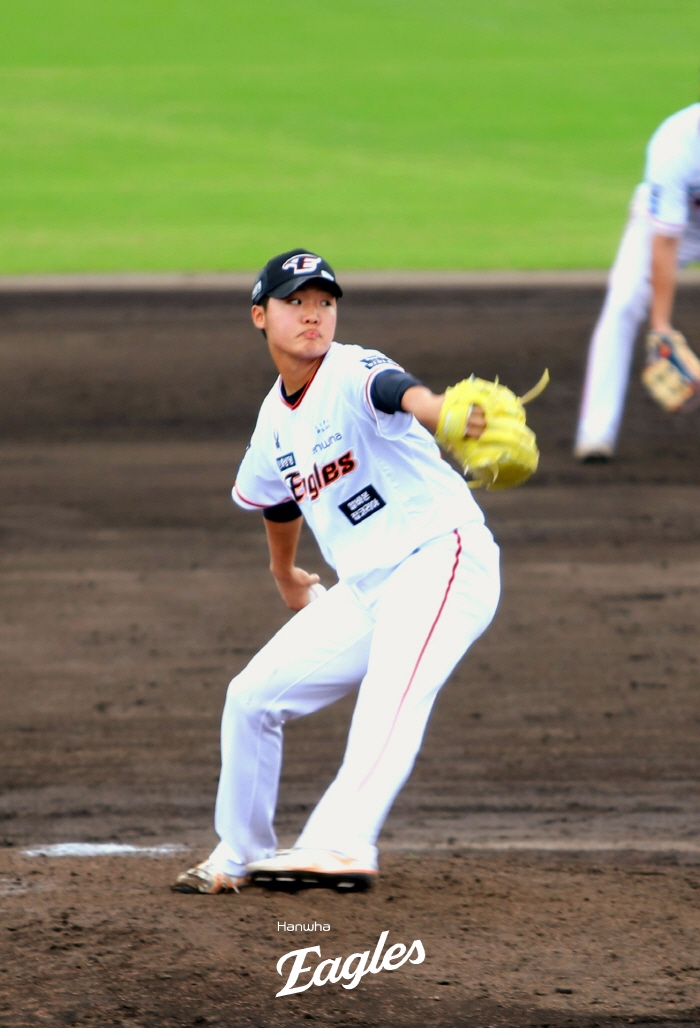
xmin=370 ymin=369 xmax=424 ymax=415
xmin=262 ymin=499 xmax=303 ymax=523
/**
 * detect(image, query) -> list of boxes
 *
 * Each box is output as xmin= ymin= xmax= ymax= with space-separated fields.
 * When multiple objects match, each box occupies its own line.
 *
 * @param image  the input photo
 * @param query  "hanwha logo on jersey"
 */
xmin=282 ymin=254 xmax=324 ymax=276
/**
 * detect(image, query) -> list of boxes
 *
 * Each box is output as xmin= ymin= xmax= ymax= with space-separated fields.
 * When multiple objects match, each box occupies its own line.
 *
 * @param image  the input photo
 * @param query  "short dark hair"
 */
xmin=253 ymin=293 xmax=269 ymax=338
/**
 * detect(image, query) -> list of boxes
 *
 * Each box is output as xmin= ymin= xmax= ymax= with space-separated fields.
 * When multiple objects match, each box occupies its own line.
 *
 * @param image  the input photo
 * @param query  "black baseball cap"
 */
xmin=251 ymin=248 xmax=343 ymax=305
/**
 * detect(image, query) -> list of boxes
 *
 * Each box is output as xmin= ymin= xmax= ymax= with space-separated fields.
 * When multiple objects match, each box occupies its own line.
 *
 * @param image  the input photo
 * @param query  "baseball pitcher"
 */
xmin=173 ymin=249 xmax=545 ymax=894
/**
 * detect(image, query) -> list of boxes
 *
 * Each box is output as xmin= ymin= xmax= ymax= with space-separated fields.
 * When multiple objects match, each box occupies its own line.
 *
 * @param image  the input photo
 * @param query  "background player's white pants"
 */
xmin=209 ymin=522 xmax=500 ymax=877
xmin=575 ymin=185 xmax=654 ymax=455
xmin=575 ymin=184 xmax=700 ymax=455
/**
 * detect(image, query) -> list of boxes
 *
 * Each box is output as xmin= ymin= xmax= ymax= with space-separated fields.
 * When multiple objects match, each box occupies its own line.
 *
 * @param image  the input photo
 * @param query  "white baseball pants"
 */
xmin=575 ymin=183 xmax=700 ymax=455
xmin=209 ymin=522 xmax=500 ymax=876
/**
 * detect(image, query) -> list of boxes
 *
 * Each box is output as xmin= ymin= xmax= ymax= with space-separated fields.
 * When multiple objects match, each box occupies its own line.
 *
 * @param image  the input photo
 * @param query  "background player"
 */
xmin=172 ymin=248 xmax=502 ymax=893
xmin=575 ymin=101 xmax=700 ymax=461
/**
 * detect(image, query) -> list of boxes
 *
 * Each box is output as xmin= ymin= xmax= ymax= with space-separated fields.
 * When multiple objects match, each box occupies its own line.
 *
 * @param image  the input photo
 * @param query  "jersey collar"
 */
xmin=277 ymin=346 xmax=332 ymax=410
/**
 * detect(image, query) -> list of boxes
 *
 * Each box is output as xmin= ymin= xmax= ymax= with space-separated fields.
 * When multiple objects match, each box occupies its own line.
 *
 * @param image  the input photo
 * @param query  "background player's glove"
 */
xmin=435 ymin=370 xmax=549 ymax=490
xmin=641 ymin=330 xmax=700 ymax=413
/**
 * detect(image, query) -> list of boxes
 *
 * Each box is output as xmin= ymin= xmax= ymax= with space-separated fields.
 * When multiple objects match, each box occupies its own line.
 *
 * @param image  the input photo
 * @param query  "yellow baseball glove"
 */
xmin=435 ymin=370 xmax=549 ymax=490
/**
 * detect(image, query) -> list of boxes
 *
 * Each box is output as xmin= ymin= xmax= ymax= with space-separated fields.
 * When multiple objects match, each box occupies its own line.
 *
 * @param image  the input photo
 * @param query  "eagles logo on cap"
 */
xmin=252 ymin=248 xmax=343 ymax=305
xmin=282 ymin=254 xmax=323 ymax=274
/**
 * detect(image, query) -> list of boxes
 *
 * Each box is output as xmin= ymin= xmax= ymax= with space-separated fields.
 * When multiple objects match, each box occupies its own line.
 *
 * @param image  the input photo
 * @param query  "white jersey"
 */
xmin=644 ymin=103 xmax=700 ymax=239
xmin=233 ymin=342 xmax=484 ymax=581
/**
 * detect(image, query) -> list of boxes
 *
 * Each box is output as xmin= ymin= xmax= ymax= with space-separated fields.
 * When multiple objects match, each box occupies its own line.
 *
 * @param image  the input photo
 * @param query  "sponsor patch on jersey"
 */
xmin=360 ymin=356 xmax=397 ymax=371
xmin=276 ymin=452 xmax=296 ymax=472
xmin=338 ymin=485 xmax=386 ymax=525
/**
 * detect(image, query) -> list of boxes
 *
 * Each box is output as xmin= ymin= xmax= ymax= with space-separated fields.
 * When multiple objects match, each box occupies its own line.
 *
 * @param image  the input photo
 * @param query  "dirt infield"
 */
xmin=1 ymin=286 xmax=700 ymax=1027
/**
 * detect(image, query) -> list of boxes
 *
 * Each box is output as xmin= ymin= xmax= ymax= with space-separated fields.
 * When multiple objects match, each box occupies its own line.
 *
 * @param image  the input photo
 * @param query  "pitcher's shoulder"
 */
xmin=334 ymin=341 xmax=402 ymax=375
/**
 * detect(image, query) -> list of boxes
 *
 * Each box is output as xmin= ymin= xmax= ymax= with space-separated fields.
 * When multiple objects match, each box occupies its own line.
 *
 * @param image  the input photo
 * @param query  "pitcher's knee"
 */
xmin=224 ymin=667 xmax=291 ymax=729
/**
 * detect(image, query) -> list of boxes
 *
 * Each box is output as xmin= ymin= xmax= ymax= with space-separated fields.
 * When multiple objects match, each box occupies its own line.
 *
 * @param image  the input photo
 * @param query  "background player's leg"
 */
xmin=209 ymin=582 xmax=373 ymax=876
xmin=295 ymin=524 xmax=500 ymax=868
xmin=575 ymin=186 xmax=653 ymax=458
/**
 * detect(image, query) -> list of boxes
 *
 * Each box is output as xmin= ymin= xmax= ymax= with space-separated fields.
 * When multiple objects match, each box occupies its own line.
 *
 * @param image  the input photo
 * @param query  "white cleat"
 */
xmin=574 ymin=442 xmax=614 ymax=464
xmin=247 ymin=848 xmax=377 ymax=892
xmin=171 ymin=858 xmax=248 ymax=894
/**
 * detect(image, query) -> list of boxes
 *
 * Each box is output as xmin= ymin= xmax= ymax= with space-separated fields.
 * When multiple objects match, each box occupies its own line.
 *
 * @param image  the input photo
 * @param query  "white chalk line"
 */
xmin=18 ymin=838 xmax=700 ymax=860
xmin=21 ymin=842 xmax=187 ymax=858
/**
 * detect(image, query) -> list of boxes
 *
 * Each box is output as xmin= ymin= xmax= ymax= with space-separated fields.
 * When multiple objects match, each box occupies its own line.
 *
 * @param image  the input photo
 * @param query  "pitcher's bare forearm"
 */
xmin=401 ymin=385 xmax=486 ymax=437
xmin=650 ymin=234 xmax=680 ymax=333
xmin=264 ymin=516 xmax=319 ymax=611
xmin=265 ymin=515 xmax=302 ymax=580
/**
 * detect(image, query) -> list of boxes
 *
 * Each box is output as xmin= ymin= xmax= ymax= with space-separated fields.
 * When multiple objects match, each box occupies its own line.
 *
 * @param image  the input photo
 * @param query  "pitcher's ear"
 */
xmin=251 ymin=304 xmax=267 ymax=330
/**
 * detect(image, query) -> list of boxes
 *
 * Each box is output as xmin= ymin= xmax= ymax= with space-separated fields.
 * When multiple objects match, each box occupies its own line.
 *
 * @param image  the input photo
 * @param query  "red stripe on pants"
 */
xmin=358 ymin=529 xmax=463 ymax=790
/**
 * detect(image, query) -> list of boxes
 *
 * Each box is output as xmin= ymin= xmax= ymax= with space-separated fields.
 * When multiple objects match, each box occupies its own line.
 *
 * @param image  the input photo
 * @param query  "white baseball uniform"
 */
xmin=576 ymin=103 xmax=700 ymax=455
xmin=208 ymin=342 xmax=500 ymax=876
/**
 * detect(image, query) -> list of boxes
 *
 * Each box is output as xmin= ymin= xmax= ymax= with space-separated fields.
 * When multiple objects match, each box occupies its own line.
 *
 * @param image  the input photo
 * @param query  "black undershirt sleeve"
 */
xmin=370 ymin=369 xmax=424 ymax=415
xmin=263 ymin=499 xmax=302 ymax=523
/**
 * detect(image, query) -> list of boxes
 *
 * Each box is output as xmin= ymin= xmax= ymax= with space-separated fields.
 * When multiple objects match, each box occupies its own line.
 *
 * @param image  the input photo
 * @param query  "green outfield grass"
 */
xmin=1 ymin=0 xmax=699 ymax=272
